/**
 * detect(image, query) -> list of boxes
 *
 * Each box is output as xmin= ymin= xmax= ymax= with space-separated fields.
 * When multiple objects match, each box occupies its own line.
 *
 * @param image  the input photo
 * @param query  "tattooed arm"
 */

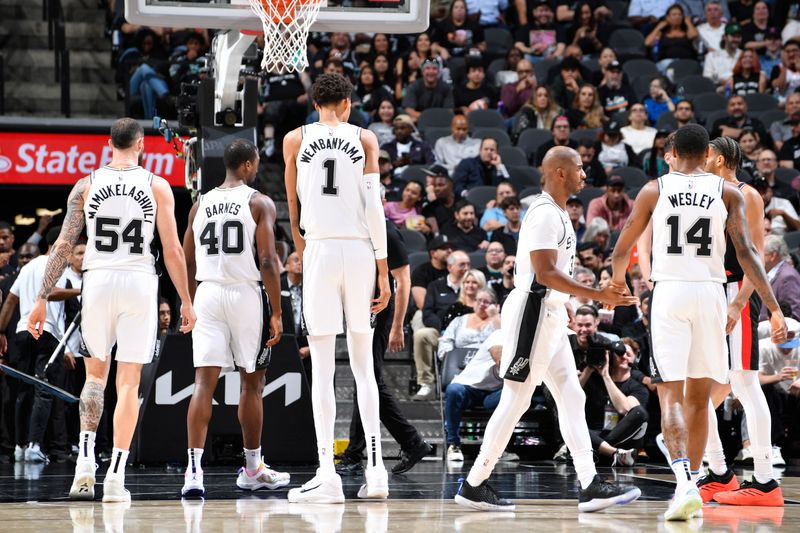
xmin=27 ymin=177 xmax=88 ymax=339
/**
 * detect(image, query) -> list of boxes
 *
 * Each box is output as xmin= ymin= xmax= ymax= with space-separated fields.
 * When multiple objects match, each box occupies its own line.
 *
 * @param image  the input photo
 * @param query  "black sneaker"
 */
xmin=578 ymin=475 xmax=641 ymax=512
xmin=335 ymin=456 xmax=364 ymax=476
xmin=392 ymin=441 xmax=433 ymax=474
xmin=454 ymin=478 xmax=515 ymax=511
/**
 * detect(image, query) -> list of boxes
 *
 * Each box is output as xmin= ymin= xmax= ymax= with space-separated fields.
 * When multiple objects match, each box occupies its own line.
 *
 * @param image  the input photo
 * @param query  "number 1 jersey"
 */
xmin=83 ymin=166 xmax=157 ymax=274
xmin=192 ymin=185 xmax=260 ymax=283
xmin=295 ymin=122 xmax=369 ymax=242
xmin=651 ymin=172 xmax=728 ymax=283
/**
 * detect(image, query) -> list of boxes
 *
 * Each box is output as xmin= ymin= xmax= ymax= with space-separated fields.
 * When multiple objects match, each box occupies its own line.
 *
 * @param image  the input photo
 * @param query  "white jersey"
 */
xmin=83 ymin=166 xmax=157 ymax=274
xmin=10 ymin=255 xmax=67 ymax=338
xmin=514 ymin=192 xmax=576 ymax=305
xmin=192 ymin=184 xmax=260 ymax=283
xmin=651 ymin=172 xmax=728 ymax=283
xmin=295 ymin=122 xmax=369 ymax=241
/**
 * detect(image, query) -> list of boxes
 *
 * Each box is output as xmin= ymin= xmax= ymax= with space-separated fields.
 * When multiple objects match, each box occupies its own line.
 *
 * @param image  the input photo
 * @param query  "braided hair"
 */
xmin=709 ymin=136 xmax=741 ymax=171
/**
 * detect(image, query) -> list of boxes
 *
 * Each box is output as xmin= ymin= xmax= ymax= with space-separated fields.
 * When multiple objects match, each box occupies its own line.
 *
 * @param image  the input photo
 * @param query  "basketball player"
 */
xmin=609 ymin=125 xmax=787 ymax=520
xmin=27 ymin=118 xmax=197 ymax=502
xmin=455 ymin=146 xmax=641 ymax=512
xmin=283 ymin=73 xmax=390 ymax=502
xmin=696 ymin=137 xmax=783 ymax=506
xmin=181 ymin=139 xmax=288 ymax=498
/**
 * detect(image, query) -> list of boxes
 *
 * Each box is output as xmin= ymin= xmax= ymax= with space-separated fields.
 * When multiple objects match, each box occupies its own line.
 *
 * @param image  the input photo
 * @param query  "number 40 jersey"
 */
xmin=192 ymin=184 xmax=260 ymax=283
xmin=651 ymin=172 xmax=728 ymax=283
xmin=295 ymin=122 xmax=370 ymax=242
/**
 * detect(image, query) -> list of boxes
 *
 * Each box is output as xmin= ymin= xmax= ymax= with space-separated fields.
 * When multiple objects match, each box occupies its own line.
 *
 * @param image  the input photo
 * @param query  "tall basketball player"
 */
xmin=609 ymin=125 xmax=787 ymax=520
xmin=181 ymin=139 xmax=288 ymax=498
xmin=697 ymin=137 xmax=783 ymax=506
xmin=455 ymin=146 xmax=641 ymax=512
xmin=283 ymin=73 xmax=390 ymax=502
xmin=27 ymin=118 xmax=197 ymax=502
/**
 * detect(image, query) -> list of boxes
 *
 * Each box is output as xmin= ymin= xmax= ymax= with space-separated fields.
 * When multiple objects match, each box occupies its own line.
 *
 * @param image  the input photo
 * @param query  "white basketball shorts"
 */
xmin=192 ymin=280 xmax=270 ymax=373
xmin=81 ymin=269 xmax=158 ymax=364
xmin=302 ymin=238 xmax=376 ymax=336
xmin=650 ymin=280 xmax=728 ymax=384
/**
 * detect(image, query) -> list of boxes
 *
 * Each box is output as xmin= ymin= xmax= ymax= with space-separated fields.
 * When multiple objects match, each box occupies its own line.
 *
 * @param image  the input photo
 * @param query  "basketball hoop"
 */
xmin=248 ymin=0 xmax=324 ymax=74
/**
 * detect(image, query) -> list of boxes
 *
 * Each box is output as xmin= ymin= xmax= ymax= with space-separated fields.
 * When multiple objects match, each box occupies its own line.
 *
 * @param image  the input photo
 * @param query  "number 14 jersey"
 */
xmin=295 ymin=122 xmax=369 ymax=242
xmin=651 ymin=172 xmax=728 ymax=283
xmin=193 ymin=184 xmax=260 ymax=283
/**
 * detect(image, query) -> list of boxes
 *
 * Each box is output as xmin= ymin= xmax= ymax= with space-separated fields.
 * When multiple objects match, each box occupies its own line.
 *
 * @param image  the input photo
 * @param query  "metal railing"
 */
xmin=45 ymin=0 xmax=70 ymax=117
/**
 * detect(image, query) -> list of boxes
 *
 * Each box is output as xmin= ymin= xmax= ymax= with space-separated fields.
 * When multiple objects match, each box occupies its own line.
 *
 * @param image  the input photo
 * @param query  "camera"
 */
xmin=585 ymin=335 xmax=626 ymax=367
xmin=178 ymin=81 xmax=201 ymax=129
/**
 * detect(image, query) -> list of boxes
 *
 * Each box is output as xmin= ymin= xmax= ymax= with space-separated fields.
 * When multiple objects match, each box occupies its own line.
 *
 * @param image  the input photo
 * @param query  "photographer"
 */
xmin=570 ymin=305 xmax=618 ymax=366
xmin=579 ymin=337 xmax=649 ymax=466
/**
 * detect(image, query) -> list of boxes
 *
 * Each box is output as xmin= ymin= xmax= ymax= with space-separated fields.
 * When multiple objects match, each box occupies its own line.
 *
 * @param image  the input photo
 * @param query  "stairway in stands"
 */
xmin=0 ymin=0 xmax=122 ymax=117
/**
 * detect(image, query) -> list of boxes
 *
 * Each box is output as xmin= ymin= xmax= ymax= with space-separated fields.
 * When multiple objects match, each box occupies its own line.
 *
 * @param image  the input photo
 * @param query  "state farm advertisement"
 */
xmin=0 ymin=132 xmax=185 ymax=187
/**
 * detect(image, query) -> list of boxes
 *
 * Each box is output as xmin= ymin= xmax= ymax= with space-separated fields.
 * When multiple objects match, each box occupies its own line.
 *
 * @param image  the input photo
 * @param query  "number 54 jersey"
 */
xmin=193 ymin=185 xmax=260 ymax=283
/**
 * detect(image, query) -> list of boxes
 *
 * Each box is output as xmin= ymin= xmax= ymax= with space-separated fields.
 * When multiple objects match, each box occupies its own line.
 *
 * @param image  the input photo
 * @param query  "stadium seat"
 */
xmin=610 ymin=110 xmax=629 ymax=126
xmin=756 ymin=108 xmax=787 ymax=127
xmin=784 ymin=231 xmax=800 ymax=251
xmin=417 ymin=108 xmax=454 ymax=131
xmin=609 ymin=29 xmax=646 ymax=59
xmin=466 ymin=186 xmax=497 ymax=215
xmin=668 ymin=59 xmax=702 ymax=81
xmin=534 ymin=58 xmax=560 ymax=85
xmin=508 ymin=166 xmax=541 ymax=190
xmin=576 ymin=186 xmax=605 ymax=206
xmin=570 ymin=129 xmax=601 ymax=144
xmin=519 ymin=186 xmax=541 ymax=199
xmin=632 ymin=76 xmax=653 ymax=102
xmin=474 ymin=127 xmax=511 ymax=147
xmin=398 ymin=229 xmax=428 ymax=252
xmin=622 ymin=59 xmax=659 ymax=81
xmin=515 ymin=128 xmax=553 ymax=162
xmin=449 ymin=56 xmax=467 ymax=86
xmin=656 ymin=112 xmax=678 ymax=130
xmin=499 ymin=146 xmax=528 ymax=167
xmin=408 ymin=251 xmax=430 ymax=272
xmin=468 ymin=109 xmax=506 ymax=130
xmin=775 ymin=166 xmax=800 ymax=194
xmin=423 ymin=126 xmax=452 ymax=148
xmin=488 ymin=58 xmax=507 ymax=86
xmin=468 ymin=251 xmax=487 ymax=269
xmin=677 ymin=75 xmax=717 ymax=96
xmin=612 ymin=166 xmax=650 ymax=189
xmin=606 ymin=0 xmax=628 ymax=21
xmin=627 ymin=186 xmax=642 ymax=199
xmin=484 ymin=27 xmax=514 ymax=59
xmin=702 ymin=109 xmax=730 ymax=129
xmin=744 ymin=93 xmax=778 ymax=112
xmin=584 ymin=57 xmax=601 ymax=75
xmin=692 ymin=93 xmax=728 ymax=113
xmin=401 ymin=165 xmax=428 ymax=184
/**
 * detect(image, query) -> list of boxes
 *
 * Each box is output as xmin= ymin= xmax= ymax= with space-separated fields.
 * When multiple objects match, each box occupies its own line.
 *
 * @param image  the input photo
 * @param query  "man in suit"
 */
xmin=760 ymin=235 xmax=800 ymax=321
xmin=280 ymin=252 xmax=311 ymax=381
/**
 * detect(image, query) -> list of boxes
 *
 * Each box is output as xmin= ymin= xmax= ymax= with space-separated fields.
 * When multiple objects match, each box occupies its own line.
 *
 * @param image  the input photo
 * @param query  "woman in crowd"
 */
xmin=582 ymin=217 xmax=611 ymax=251
xmin=726 ymin=49 xmax=768 ymax=95
xmin=371 ymin=53 xmax=398 ymax=100
xmin=355 ymin=65 xmax=395 ymax=117
xmin=643 ymin=130 xmax=671 ymax=178
xmin=442 ymin=269 xmax=487 ymax=330
xmin=396 ymin=33 xmax=442 ymax=98
xmin=597 ymin=266 xmax=639 ymax=336
xmin=567 ymin=84 xmax=606 ymax=130
xmin=739 ymin=127 xmax=764 ymax=177
xmin=384 ymin=180 xmax=431 ymax=233
xmin=644 ymin=4 xmax=698 ymax=71
xmin=513 ymin=86 xmax=563 ymax=141
xmin=620 ymin=103 xmax=657 ymax=155
xmin=368 ymin=98 xmax=397 ymax=146
xmin=597 ymin=124 xmax=641 ymax=173
xmin=743 ymin=1 xmax=772 ymax=51
xmin=771 ymin=40 xmax=800 ymax=105
xmin=431 ymin=0 xmax=486 ymax=60
xmin=642 ymin=76 xmax=678 ymax=124
xmin=438 ymin=287 xmax=501 ymax=361
xmin=566 ymin=1 xmax=610 ymax=56
xmin=591 ymin=47 xmax=619 ymax=85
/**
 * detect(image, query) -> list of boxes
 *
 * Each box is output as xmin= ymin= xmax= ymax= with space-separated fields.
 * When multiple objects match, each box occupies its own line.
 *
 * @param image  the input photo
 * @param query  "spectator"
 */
xmin=514 ymin=0 xmax=566 ymax=62
xmin=621 ymin=103 xmax=657 ymax=155
xmin=570 ymin=306 xmax=619 ymax=367
xmin=0 ymin=221 xmax=17 ymax=280
xmin=597 ymin=60 xmax=638 ymax=118
xmin=577 ymin=138 xmax=608 ymax=188
xmin=759 ymin=28 xmax=783 ymax=75
xmin=627 ymin=0 xmax=672 ymax=31
xmin=481 ymin=242 xmax=507 ymax=281
xmin=467 ymin=0 xmax=509 ymax=28
xmin=354 ymin=65 xmax=395 ymax=116
xmin=582 ymin=217 xmax=612 ymax=251
xmin=312 ymin=32 xmax=359 ymax=74
xmin=168 ymin=31 xmax=208 ymax=90
xmin=586 ymin=175 xmax=635 ymax=231
xmin=402 ymin=58 xmax=454 ymax=121
xmin=453 ymin=137 xmax=511 ymax=197
xmin=754 ymin=149 xmax=779 ymax=188
xmin=671 ymin=99 xmax=697 ymax=128
xmin=752 ymin=178 xmax=800 ymax=235
xmin=121 ymin=28 xmax=170 ymax=119
xmin=480 ymin=182 xmax=525 ymax=235
xmin=591 ymin=47 xmax=620 ymax=86
xmin=441 ymin=269 xmax=489 ymax=329
xmin=705 ymin=23 xmax=745 ymax=87
xmin=697 ymin=0 xmax=727 ymax=53
xmin=770 ymin=94 xmax=800 ymax=151
xmin=644 ymin=4 xmax=698 ymax=70
xmin=499 ymin=60 xmax=536 ymax=118
xmin=158 ymin=297 xmax=172 ymax=338
xmin=490 ymin=196 xmax=523 ymax=255
xmin=566 ymin=1 xmax=610 ymax=55
xmin=770 ymin=39 xmax=800 ymax=104
xmin=488 ymin=254 xmax=515 ymax=306
xmin=410 ymin=235 xmax=454 ymax=314
xmin=431 ymin=0 xmax=486 ymax=60
xmin=579 ymin=337 xmax=649 ymax=466
xmin=597 ymin=266 xmax=639 ymax=335
xmin=567 ymin=194 xmax=587 ymax=241
xmin=622 ymin=291 xmax=652 ymax=364
xmin=535 ymin=115 xmax=578 ymax=167
xmin=377 ymin=150 xmax=404 ymax=203
xmin=710 ymin=94 xmax=770 ymax=144
xmin=757 ymin=325 xmax=800 ymax=457
xmin=384 ymin=180 xmax=431 ymax=233
xmin=454 ymin=57 xmax=498 ymax=114
xmin=642 ymin=76 xmax=678 ymax=124
xmin=442 ymin=201 xmax=490 ymax=252
xmin=759 ymin=236 xmax=800 ymax=320
xmin=577 ymin=242 xmax=603 ymax=276
xmin=493 ymin=47 xmax=524 ymax=87
xmin=443 ymin=330 xmax=504 ymax=462
xmin=413 ymin=250 xmax=471 ymax=400
xmin=381 ymin=114 xmax=435 ymax=177
xmin=742 ymin=1 xmax=772 ymax=51
xmin=368 ymin=99 xmax=397 ymax=147
xmin=280 ymin=252 xmax=310 ymax=373
xmin=372 ymin=53 xmax=398 ymax=101
xmin=434 ymin=115 xmax=481 ymax=175
xmin=783 ymin=9 xmax=800 ymax=42
xmin=422 ymin=165 xmax=457 ymax=234
xmin=597 ymin=123 xmax=642 ymax=173
xmin=513 ymin=86 xmax=563 ymax=142
xmin=551 ymin=56 xmax=586 ymax=111
xmin=779 ymin=113 xmax=800 ymax=171
xmin=738 ymin=127 xmax=764 ymax=176
xmin=570 ymin=266 xmax=597 ymax=310
xmin=567 ymin=84 xmax=606 ymax=130
xmin=643 ymin=130 xmax=672 ymax=178
xmin=680 ymin=0 xmax=731 ymax=21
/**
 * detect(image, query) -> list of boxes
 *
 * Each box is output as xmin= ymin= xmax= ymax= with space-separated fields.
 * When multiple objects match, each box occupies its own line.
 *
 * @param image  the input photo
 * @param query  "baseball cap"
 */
xmin=566 ymin=195 xmax=583 ymax=206
xmin=608 ymin=175 xmax=625 ymax=187
xmin=428 ymin=235 xmax=454 ymax=251
xmin=751 ymin=176 xmax=770 ymax=190
xmin=607 ymin=60 xmax=622 ymax=71
xmin=378 ymin=150 xmax=391 ymax=161
xmin=560 ymin=56 xmax=581 ymax=72
xmin=778 ymin=329 xmax=800 ymax=349
xmin=422 ymin=58 xmax=440 ymax=70
xmin=393 ymin=114 xmax=414 ymax=126
xmin=725 ymin=23 xmax=742 ymax=35
xmin=766 ymin=27 xmax=781 ymax=39
xmin=421 ymin=163 xmax=451 ymax=178
xmin=603 ymin=121 xmax=622 ymax=135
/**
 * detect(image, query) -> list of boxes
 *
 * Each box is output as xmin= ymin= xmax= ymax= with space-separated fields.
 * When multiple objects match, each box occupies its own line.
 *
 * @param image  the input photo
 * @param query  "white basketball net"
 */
xmin=248 ymin=0 xmax=324 ymax=73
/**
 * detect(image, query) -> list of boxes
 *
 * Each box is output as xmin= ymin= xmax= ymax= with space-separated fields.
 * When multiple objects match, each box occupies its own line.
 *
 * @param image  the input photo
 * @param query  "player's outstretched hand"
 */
xmin=371 ymin=274 xmax=391 ymax=314
xmin=597 ymin=284 xmax=638 ymax=309
xmin=180 ymin=302 xmax=197 ymax=333
xmin=26 ymin=299 xmax=47 ymax=340
xmin=726 ymin=301 xmax=744 ymax=335
xmin=769 ymin=309 xmax=788 ymax=346
xmin=267 ymin=314 xmax=283 ymax=347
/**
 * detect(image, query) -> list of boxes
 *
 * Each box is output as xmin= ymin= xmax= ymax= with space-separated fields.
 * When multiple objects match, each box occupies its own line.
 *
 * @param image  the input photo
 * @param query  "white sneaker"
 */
xmin=656 ymin=433 xmax=671 ymax=463
xmin=357 ymin=466 xmax=388 ymax=500
xmin=14 ymin=445 xmax=24 ymax=462
xmin=287 ymin=470 xmax=345 ymax=503
xmin=772 ymin=446 xmax=786 ymax=467
xmin=734 ymin=446 xmax=753 ymax=464
xmin=237 ymin=462 xmax=291 ymax=491
xmin=24 ymin=444 xmax=48 ymax=463
xmin=447 ymin=445 xmax=464 ymax=462
xmin=181 ymin=467 xmax=205 ymax=498
xmin=70 ymin=460 xmax=97 ymax=500
xmin=612 ymin=448 xmax=636 ymax=467
xmin=499 ymin=451 xmax=520 ymax=462
xmin=102 ymin=476 xmax=131 ymax=503
xmin=553 ymin=443 xmax=570 ymax=462
xmin=664 ymin=485 xmax=702 ymax=522
xmin=412 ymin=384 xmax=435 ymax=401
xmin=69 ymin=505 xmax=95 ymax=533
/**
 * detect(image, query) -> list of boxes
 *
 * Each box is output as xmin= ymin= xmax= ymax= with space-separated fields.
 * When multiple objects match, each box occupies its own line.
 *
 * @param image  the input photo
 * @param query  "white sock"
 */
xmin=572 ymin=449 xmax=597 ymax=490
xmin=308 ymin=334 xmax=338 ymax=476
xmin=347 ymin=329 xmax=384 ymax=470
xmin=671 ymin=458 xmax=692 ymax=489
xmin=244 ymin=447 xmax=261 ymax=473
xmin=705 ymin=402 xmax=728 ymax=476
xmin=187 ymin=448 xmax=203 ymax=474
xmin=79 ymin=431 xmax=96 ymax=464
xmin=106 ymin=448 xmax=129 ymax=481
xmin=730 ymin=370 xmax=774 ymax=484
xmin=691 ymin=470 xmax=701 ymax=485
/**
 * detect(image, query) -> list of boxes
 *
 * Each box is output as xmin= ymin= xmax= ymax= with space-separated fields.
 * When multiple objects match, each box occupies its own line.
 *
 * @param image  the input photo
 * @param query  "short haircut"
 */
xmin=672 ymin=124 xmax=709 ymax=159
xmin=574 ymin=266 xmax=596 ymax=283
xmin=677 ymin=99 xmax=694 ymax=111
xmin=764 ymin=234 xmax=790 ymax=258
xmin=577 ymin=138 xmax=595 ymax=149
xmin=621 ymin=337 xmax=640 ymax=353
xmin=577 ymin=241 xmax=599 ymax=254
xmin=311 ymin=73 xmax=353 ymax=106
xmin=453 ymin=200 xmax=475 ymax=214
xmin=576 ymin=304 xmax=598 ymax=318
xmin=0 ymin=221 xmax=12 ymax=232
xmin=499 ymin=196 xmax=521 ymax=210
xmin=45 ymin=225 xmax=62 ymax=246
xmin=110 ymin=118 xmax=144 ymax=150
xmin=223 ymin=139 xmax=258 ymax=170
xmin=709 ymin=136 xmax=741 ymax=170
xmin=480 ymin=136 xmax=498 ymax=149
xmin=664 ymin=133 xmax=674 ymax=153
xmin=159 ymin=296 xmax=170 ymax=306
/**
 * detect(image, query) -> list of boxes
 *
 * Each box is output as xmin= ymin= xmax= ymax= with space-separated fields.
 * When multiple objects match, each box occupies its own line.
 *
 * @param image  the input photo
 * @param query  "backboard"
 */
xmin=125 ymin=0 xmax=429 ymax=33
